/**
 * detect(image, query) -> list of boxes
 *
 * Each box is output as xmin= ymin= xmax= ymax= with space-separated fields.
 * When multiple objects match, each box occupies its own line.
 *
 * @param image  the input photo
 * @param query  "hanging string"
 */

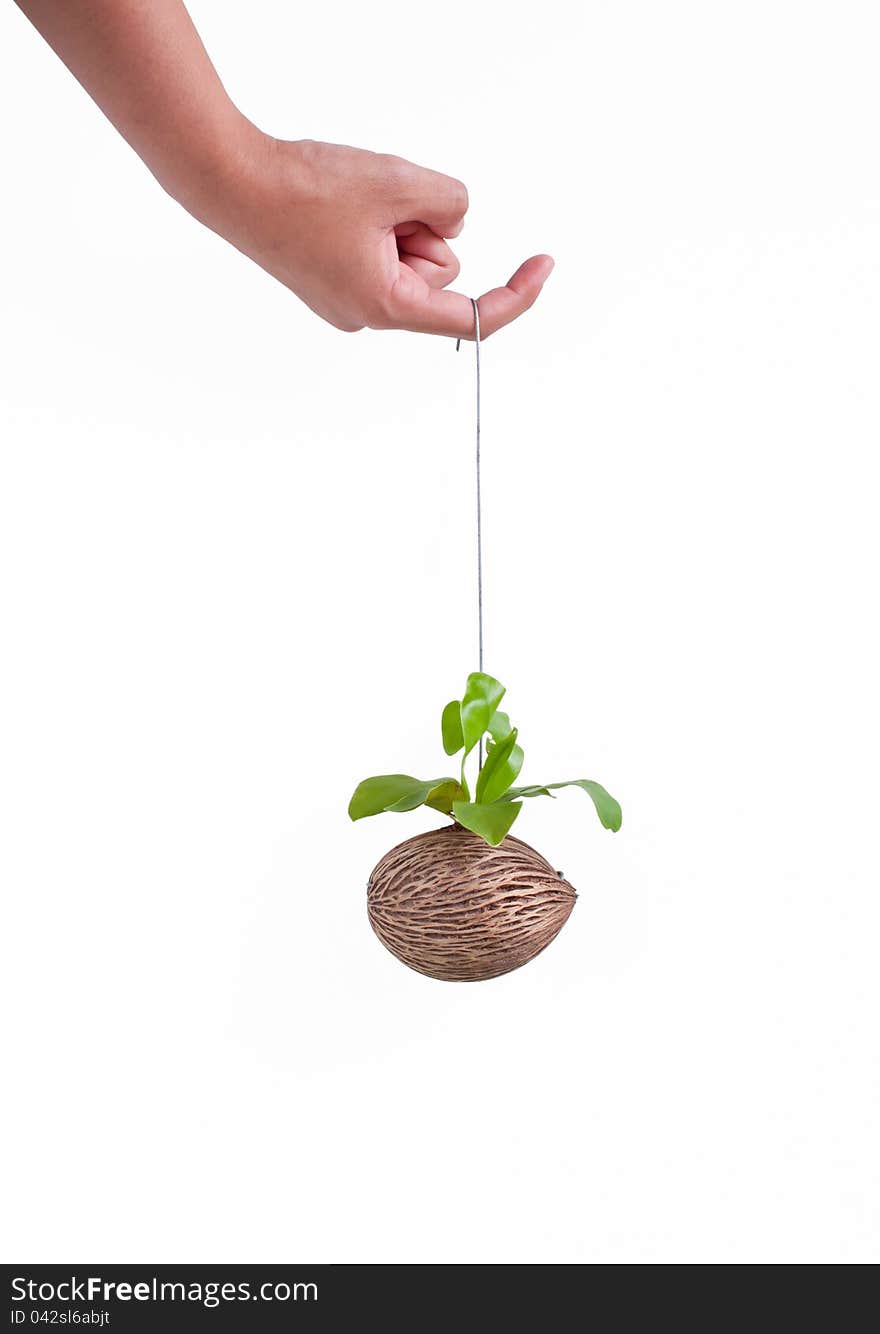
xmin=457 ymin=298 xmax=483 ymax=766
xmin=456 ymin=297 xmax=482 ymax=672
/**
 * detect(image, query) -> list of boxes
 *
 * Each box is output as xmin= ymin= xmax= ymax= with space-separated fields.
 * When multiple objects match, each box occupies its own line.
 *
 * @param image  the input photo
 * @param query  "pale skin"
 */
xmin=14 ymin=0 xmax=554 ymax=338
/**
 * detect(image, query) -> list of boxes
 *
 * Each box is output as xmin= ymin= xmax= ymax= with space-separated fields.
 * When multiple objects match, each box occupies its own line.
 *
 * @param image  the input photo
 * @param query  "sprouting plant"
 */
xmin=348 ymin=672 xmax=621 ymax=847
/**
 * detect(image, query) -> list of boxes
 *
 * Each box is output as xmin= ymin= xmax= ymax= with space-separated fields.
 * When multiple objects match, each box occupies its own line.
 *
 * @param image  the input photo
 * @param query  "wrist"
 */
xmin=163 ymin=106 xmax=273 ymax=231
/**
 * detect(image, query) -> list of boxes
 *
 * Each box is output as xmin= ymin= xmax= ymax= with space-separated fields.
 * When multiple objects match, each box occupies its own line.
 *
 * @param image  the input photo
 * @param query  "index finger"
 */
xmin=392 ymin=159 xmax=469 ymax=237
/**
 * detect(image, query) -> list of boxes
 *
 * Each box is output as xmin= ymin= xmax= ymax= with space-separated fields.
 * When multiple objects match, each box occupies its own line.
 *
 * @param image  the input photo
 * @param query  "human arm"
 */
xmin=13 ymin=0 xmax=553 ymax=336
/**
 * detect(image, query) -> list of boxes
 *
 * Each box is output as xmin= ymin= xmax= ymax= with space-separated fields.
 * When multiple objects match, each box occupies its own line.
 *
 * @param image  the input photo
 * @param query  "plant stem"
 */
xmin=459 ymin=752 xmax=470 ymax=802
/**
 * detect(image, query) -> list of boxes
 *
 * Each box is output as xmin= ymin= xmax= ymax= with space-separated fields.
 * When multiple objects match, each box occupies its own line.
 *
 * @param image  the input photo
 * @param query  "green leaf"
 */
xmin=460 ymin=672 xmax=506 ymax=756
xmin=453 ymin=799 xmax=522 ymax=846
xmin=425 ymin=779 xmax=466 ymax=814
xmin=504 ymin=779 xmax=622 ymax=831
xmin=487 ymin=710 xmax=513 ymax=743
xmin=475 ymin=728 xmax=524 ymax=804
xmin=348 ymin=774 xmax=457 ymax=821
xmin=441 ymin=700 xmax=464 ymax=756
xmin=504 ymin=785 xmax=556 ymax=799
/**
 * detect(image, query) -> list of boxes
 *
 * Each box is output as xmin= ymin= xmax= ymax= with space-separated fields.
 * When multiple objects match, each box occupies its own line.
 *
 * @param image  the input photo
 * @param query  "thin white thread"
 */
xmin=457 ymin=298 xmax=483 ymax=768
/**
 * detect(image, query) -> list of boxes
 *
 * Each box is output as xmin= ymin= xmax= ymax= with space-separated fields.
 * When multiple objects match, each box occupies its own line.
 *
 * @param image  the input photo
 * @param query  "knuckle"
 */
xmin=451 ymin=178 xmax=469 ymax=215
xmin=376 ymin=153 xmax=414 ymax=195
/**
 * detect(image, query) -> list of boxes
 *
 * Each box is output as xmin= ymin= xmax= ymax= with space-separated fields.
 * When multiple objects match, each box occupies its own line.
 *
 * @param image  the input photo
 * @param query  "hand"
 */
xmin=14 ymin=1 xmax=552 ymax=339
xmin=203 ymin=135 xmax=554 ymax=339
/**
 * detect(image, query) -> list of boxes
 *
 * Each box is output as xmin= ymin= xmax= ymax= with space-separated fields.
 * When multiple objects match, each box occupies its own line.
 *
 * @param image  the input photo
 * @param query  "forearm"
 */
xmin=14 ymin=0 xmax=258 ymax=217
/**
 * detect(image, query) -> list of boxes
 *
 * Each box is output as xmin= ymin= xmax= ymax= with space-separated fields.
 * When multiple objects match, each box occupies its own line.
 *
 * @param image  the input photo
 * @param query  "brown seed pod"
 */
xmin=367 ymin=824 xmax=577 ymax=982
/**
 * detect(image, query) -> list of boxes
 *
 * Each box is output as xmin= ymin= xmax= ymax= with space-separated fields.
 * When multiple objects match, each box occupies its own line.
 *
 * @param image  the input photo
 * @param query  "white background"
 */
xmin=2 ymin=1 xmax=878 ymax=1264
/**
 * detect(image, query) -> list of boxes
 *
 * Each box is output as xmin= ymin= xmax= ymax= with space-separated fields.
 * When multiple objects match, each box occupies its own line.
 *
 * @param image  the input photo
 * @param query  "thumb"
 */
xmin=388 ymin=255 xmax=555 ymax=339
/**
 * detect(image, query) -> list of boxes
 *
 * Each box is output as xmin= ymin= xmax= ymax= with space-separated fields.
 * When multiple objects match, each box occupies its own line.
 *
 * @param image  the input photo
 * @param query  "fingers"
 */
xmin=470 ymin=255 xmax=555 ymax=336
xmin=395 ymin=223 xmax=460 ymax=289
xmin=394 ymin=161 xmax=469 ymax=238
xmin=388 ymin=254 xmax=555 ymax=338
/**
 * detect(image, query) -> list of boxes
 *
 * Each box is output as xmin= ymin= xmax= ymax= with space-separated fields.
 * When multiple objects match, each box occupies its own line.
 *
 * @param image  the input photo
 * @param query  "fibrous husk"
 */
xmin=367 ymin=824 xmax=576 ymax=982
